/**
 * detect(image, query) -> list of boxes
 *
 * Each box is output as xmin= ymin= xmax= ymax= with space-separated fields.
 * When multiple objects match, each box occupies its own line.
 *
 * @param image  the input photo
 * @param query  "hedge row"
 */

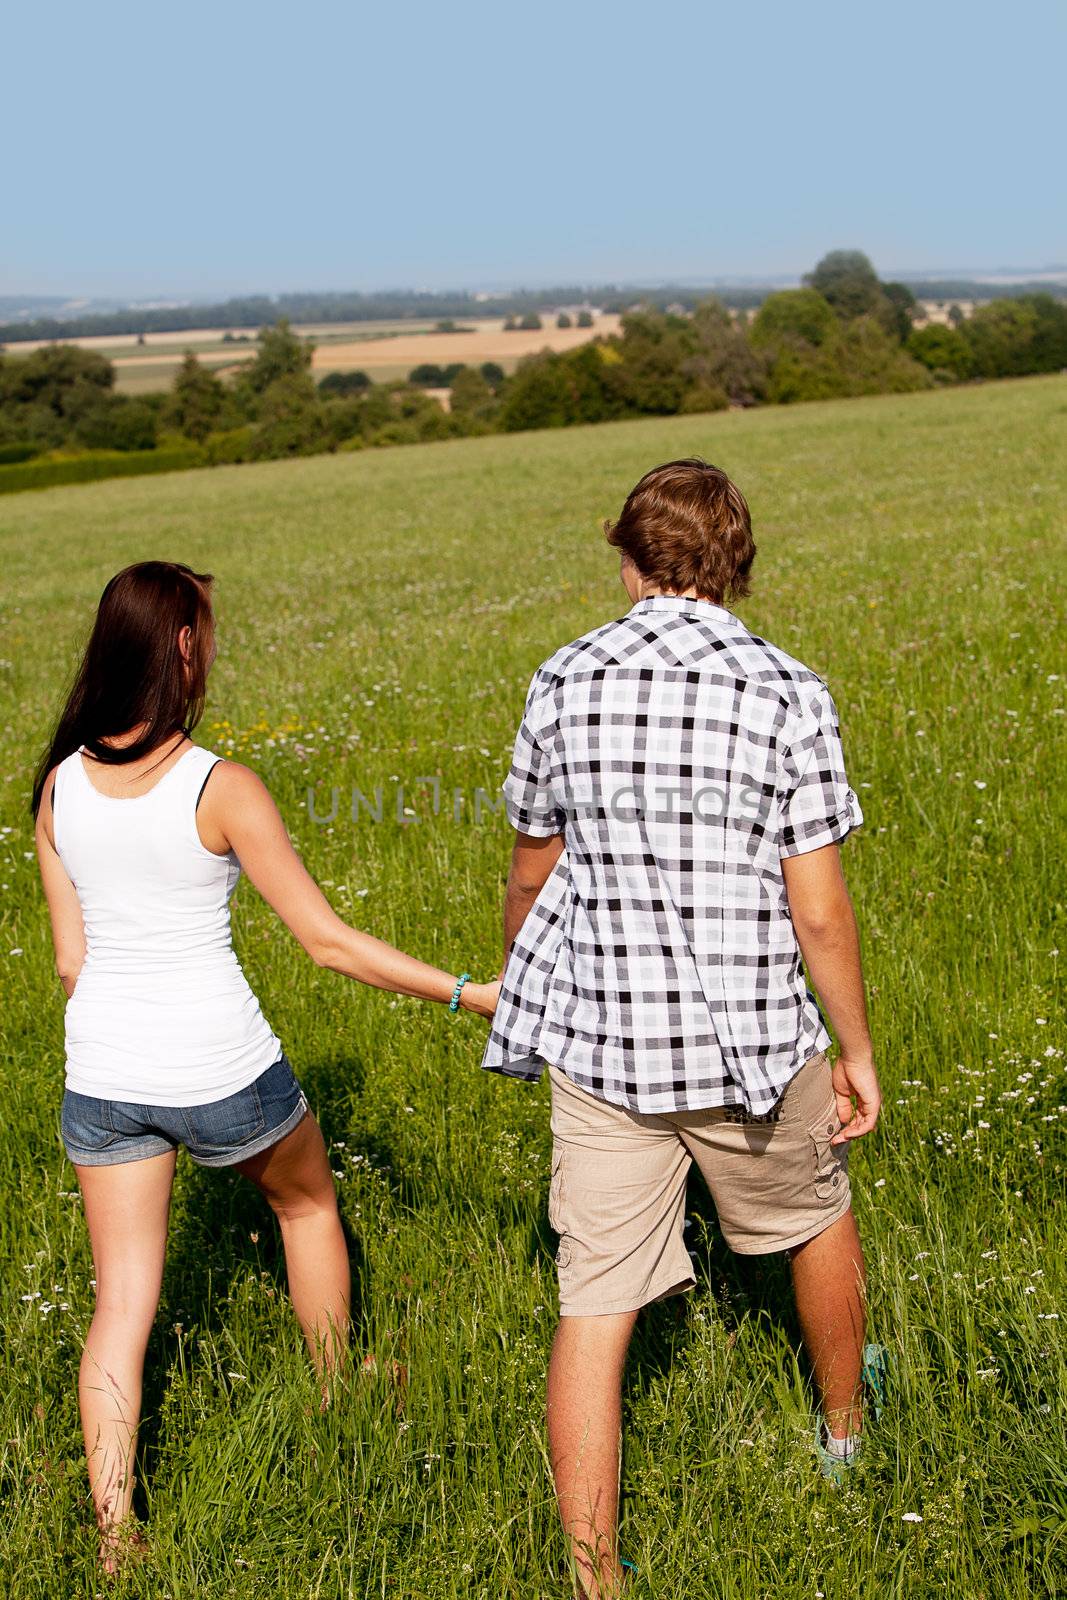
xmin=0 ymin=447 xmax=206 ymax=496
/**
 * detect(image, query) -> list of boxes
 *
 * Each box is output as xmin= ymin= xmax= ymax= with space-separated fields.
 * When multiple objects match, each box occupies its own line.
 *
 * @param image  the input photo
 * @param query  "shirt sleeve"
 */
xmin=777 ymin=684 xmax=863 ymax=858
xmin=502 ymin=671 xmax=567 ymax=837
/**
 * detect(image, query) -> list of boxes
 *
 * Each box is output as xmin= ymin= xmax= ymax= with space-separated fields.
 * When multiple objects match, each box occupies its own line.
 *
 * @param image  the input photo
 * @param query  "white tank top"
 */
xmin=54 ymin=744 xmax=281 ymax=1105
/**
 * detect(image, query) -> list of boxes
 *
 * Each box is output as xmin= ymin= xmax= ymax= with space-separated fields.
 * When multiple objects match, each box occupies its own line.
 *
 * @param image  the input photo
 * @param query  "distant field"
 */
xmin=0 ymin=377 xmax=1064 ymax=1598
xmin=6 ymin=315 xmax=621 ymax=395
xmin=4 ymin=320 xmax=435 ymax=357
xmin=306 ymin=314 xmax=623 ymax=385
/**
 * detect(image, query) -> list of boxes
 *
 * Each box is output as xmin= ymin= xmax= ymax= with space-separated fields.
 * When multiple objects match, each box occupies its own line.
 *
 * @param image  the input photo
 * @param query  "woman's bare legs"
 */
xmin=75 ymin=1150 xmax=176 ymax=1571
xmin=237 ymin=1112 xmax=350 ymax=1375
xmin=72 ymin=1113 xmax=346 ymax=1572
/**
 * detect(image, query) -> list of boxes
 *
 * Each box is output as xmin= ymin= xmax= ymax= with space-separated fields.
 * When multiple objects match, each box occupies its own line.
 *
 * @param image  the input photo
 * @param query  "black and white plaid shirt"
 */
xmin=481 ymin=595 xmax=863 ymax=1116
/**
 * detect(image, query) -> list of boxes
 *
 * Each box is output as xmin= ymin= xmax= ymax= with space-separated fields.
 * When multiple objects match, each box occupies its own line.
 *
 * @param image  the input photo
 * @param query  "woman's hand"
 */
xmin=460 ymin=979 xmax=501 ymax=1020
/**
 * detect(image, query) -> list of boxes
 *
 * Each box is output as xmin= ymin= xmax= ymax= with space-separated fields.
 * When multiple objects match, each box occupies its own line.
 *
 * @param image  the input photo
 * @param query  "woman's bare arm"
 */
xmin=35 ymin=771 xmax=86 ymax=998
xmin=199 ymin=761 xmax=497 ymax=1017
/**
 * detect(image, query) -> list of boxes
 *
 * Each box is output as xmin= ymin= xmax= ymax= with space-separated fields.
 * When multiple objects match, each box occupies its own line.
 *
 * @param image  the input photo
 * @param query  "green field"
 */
xmin=0 ymin=377 xmax=1064 ymax=1598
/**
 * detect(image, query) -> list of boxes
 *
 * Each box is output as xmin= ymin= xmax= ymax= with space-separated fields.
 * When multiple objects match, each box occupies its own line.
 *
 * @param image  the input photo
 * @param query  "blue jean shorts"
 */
xmin=61 ymin=1054 xmax=309 ymax=1169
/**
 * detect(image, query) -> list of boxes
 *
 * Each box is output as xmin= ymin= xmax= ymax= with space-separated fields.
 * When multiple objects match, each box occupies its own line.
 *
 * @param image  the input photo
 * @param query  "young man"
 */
xmin=482 ymin=459 xmax=882 ymax=1598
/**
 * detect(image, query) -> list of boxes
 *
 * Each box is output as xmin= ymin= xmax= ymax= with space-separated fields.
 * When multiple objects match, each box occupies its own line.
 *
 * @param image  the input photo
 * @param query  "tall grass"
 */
xmin=0 ymin=376 xmax=1064 ymax=1597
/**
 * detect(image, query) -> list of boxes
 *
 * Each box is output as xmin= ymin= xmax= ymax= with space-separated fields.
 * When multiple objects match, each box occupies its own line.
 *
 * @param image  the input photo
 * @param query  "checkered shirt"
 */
xmin=481 ymin=595 xmax=864 ymax=1116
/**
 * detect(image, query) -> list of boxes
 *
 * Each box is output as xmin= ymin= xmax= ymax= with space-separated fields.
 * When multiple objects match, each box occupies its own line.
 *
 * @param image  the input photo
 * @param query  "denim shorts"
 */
xmin=61 ymin=1054 xmax=309 ymax=1169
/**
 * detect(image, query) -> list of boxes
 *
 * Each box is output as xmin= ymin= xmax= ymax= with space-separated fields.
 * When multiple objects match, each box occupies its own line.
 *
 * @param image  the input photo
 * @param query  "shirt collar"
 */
xmin=629 ymin=594 xmax=740 ymax=626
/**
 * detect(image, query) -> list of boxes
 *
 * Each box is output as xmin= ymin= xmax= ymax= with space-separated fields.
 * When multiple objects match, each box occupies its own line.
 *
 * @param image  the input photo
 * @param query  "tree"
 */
xmin=750 ymin=289 xmax=837 ymax=349
xmin=804 ymin=250 xmax=884 ymax=319
xmin=0 ymin=343 xmax=113 ymax=414
xmin=685 ymin=298 xmax=768 ymax=406
xmin=74 ymin=395 xmax=159 ymax=451
xmin=762 ymin=314 xmax=930 ymax=404
xmin=390 ymin=386 xmax=456 ymax=441
xmin=237 ymin=319 xmax=314 ymax=406
xmin=961 ymin=299 xmax=1040 ymax=378
xmin=577 ymin=310 xmax=594 ymax=328
xmin=319 ymin=396 xmax=370 ymax=446
xmin=557 ymin=312 xmax=572 ymax=328
xmin=449 ymin=366 xmax=498 ymax=427
xmin=498 ymin=354 xmax=574 ymax=431
xmin=517 ymin=312 xmax=543 ymax=331
xmin=835 ymin=317 xmax=932 ymax=395
xmin=906 ymin=325 xmax=974 ymax=380
xmin=480 ymin=362 xmax=505 ymax=387
xmin=0 ymin=344 xmax=116 ymax=449
xmin=1020 ymin=293 xmax=1067 ymax=371
xmin=409 ymin=364 xmax=448 ymax=387
xmin=679 ymin=383 xmax=729 ymax=414
xmin=615 ymin=310 xmax=694 ymax=413
xmin=250 ymin=371 xmax=331 ymax=458
xmin=168 ymin=351 xmax=226 ymax=442
xmin=318 ymin=369 xmax=371 ymax=396
xmin=947 ymin=304 xmax=965 ymax=327
xmin=881 ymin=282 xmax=918 ymax=343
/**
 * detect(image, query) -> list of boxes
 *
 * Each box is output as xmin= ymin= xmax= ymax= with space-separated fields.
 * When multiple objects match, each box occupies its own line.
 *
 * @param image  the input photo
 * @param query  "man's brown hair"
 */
xmin=604 ymin=457 xmax=755 ymax=602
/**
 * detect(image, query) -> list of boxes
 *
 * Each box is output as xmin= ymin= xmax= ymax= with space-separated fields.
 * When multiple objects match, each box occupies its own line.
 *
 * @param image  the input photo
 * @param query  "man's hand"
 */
xmin=830 ymin=1054 xmax=881 ymax=1144
xmin=461 ymin=978 xmax=501 ymax=1020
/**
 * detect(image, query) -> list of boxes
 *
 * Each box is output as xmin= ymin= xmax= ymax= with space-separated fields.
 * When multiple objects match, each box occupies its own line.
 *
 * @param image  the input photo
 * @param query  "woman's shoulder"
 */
xmin=48 ymin=749 xmax=84 ymax=799
xmin=195 ymin=754 xmax=272 ymax=804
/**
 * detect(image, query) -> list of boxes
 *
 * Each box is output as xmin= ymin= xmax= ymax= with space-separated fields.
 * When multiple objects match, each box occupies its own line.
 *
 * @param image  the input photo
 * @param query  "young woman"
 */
xmin=32 ymin=560 xmax=497 ymax=1572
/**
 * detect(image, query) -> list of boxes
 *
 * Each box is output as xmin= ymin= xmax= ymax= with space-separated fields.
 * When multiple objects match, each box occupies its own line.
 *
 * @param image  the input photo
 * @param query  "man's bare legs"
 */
xmin=547 ymin=1310 xmax=638 ymax=1599
xmin=546 ymin=1212 xmax=866 ymax=1594
xmin=789 ymin=1207 xmax=867 ymax=1439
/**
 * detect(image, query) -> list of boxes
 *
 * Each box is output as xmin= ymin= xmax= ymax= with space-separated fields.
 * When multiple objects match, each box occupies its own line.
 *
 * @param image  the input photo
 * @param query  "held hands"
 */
xmin=458 ymin=978 xmax=501 ymax=1020
xmin=830 ymin=1053 xmax=881 ymax=1145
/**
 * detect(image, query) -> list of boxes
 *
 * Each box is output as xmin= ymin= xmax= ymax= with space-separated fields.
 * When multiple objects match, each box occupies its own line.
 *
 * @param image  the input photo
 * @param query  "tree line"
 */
xmin=2 ymin=265 xmax=1063 ymax=347
xmin=2 ymin=252 xmax=1065 ymax=489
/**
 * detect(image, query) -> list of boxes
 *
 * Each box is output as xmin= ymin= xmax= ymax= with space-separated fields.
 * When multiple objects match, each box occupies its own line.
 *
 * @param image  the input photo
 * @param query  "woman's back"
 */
xmin=53 ymin=743 xmax=279 ymax=1105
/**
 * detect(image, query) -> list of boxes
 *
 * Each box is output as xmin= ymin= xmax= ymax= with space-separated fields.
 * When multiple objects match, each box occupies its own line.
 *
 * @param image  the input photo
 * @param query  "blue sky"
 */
xmin=4 ymin=0 xmax=1064 ymax=298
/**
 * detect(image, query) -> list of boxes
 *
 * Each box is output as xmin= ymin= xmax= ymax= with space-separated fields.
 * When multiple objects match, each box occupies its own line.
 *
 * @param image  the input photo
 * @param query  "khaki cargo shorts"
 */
xmin=547 ymin=1052 xmax=851 ymax=1317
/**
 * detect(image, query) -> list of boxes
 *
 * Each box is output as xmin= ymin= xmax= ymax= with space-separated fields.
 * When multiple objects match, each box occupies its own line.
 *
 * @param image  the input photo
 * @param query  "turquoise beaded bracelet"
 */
xmin=448 ymin=972 xmax=471 ymax=1013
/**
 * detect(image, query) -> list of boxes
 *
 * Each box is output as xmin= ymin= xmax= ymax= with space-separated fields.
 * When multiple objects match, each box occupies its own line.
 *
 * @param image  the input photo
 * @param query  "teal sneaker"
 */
xmin=814 ymin=1418 xmax=861 ymax=1481
xmin=815 ymin=1343 xmax=890 ymax=1480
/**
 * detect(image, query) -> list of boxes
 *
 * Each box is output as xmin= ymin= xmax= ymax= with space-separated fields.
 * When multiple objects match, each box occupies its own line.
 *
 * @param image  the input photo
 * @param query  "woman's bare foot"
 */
xmin=97 ymin=1522 xmax=148 ymax=1576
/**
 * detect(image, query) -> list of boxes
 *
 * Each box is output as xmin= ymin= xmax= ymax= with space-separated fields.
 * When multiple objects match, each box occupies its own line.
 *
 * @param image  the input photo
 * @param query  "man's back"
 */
xmin=489 ymin=460 xmax=881 ymax=1584
xmin=483 ymin=594 xmax=863 ymax=1115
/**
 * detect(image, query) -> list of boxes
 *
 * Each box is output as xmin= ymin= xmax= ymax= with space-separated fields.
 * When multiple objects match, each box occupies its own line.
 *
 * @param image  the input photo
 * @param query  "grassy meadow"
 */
xmin=0 ymin=376 xmax=1064 ymax=1598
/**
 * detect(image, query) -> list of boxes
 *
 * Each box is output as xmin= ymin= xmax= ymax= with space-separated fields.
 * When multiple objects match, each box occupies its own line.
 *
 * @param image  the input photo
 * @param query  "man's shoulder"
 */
xmin=530 ymin=612 xmax=636 ymax=689
xmin=531 ymin=609 xmax=830 ymax=709
xmin=732 ymin=624 xmax=829 ymax=706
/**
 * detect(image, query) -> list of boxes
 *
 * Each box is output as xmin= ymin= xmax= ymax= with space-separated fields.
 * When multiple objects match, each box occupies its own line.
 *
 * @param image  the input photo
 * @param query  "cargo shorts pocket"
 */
xmin=809 ymin=1109 xmax=849 ymax=1202
xmin=548 ymin=1148 xmax=572 ymax=1268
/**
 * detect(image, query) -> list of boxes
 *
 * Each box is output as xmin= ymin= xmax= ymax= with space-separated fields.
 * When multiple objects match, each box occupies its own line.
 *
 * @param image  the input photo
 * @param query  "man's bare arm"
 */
xmin=502 ymin=830 xmax=565 ymax=970
xmin=782 ymin=842 xmax=881 ymax=1143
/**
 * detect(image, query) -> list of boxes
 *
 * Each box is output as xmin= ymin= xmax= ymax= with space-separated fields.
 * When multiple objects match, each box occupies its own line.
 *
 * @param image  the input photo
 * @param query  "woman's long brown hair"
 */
xmin=31 ymin=561 xmax=214 ymax=815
